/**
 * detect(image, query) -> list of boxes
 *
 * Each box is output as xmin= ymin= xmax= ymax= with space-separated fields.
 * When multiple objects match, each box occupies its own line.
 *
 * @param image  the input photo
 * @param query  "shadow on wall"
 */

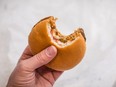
xmin=113 ymin=81 xmax=116 ymax=87
xmin=0 ymin=29 xmax=12 ymax=87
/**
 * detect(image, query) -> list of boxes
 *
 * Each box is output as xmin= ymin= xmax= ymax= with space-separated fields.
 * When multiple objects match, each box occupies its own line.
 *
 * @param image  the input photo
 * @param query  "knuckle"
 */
xmin=18 ymin=61 xmax=26 ymax=70
xmin=18 ymin=61 xmax=31 ymax=71
xmin=35 ymin=51 xmax=48 ymax=65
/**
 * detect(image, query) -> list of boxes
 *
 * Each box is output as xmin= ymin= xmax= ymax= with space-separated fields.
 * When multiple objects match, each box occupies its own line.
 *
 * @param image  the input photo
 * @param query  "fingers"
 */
xmin=20 ymin=46 xmax=57 ymax=71
xmin=52 ymin=71 xmax=63 ymax=80
xmin=36 ymin=66 xmax=63 ymax=81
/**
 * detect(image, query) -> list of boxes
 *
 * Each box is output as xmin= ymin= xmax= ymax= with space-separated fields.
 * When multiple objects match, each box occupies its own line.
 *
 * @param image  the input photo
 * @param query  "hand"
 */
xmin=6 ymin=45 xmax=63 ymax=87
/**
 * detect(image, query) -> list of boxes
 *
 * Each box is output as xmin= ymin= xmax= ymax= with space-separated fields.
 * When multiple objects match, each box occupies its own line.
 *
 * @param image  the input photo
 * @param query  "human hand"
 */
xmin=6 ymin=45 xmax=63 ymax=87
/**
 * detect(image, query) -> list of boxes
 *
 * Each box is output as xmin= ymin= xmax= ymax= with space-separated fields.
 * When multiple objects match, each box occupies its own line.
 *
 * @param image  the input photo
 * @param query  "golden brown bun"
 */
xmin=28 ymin=16 xmax=86 ymax=71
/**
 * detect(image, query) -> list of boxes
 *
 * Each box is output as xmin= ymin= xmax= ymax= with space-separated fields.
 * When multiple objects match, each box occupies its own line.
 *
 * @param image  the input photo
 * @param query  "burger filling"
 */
xmin=52 ymin=28 xmax=85 ymax=46
xmin=48 ymin=17 xmax=86 ymax=47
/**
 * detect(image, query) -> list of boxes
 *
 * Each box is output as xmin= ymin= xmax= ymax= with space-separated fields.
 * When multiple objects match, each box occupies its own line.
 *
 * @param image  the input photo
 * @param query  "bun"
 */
xmin=28 ymin=16 xmax=86 ymax=71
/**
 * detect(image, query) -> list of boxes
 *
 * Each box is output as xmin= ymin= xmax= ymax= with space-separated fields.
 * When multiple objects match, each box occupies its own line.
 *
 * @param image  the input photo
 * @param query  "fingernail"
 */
xmin=45 ymin=46 xmax=57 ymax=58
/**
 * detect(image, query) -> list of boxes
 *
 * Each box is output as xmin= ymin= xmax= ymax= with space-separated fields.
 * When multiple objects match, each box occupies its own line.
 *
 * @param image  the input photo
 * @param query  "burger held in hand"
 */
xmin=28 ymin=16 xmax=86 ymax=71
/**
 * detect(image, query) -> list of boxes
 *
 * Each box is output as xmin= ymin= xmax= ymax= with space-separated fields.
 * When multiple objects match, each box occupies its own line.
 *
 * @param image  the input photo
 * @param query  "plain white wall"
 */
xmin=0 ymin=0 xmax=116 ymax=87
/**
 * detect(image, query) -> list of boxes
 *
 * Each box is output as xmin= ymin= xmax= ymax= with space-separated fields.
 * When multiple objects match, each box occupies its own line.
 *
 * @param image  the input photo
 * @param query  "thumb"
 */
xmin=22 ymin=46 xmax=57 ymax=71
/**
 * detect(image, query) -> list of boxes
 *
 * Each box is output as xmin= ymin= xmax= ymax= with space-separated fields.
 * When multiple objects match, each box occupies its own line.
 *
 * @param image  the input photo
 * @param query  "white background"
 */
xmin=0 ymin=0 xmax=116 ymax=87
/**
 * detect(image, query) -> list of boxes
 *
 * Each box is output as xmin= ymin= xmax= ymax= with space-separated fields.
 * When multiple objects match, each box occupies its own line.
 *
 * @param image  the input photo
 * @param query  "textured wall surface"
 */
xmin=0 ymin=0 xmax=116 ymax=87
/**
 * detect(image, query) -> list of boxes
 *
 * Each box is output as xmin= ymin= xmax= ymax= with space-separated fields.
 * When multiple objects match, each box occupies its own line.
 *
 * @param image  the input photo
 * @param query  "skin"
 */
xmin=6 ymin=45 xmax=63 ymax=87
